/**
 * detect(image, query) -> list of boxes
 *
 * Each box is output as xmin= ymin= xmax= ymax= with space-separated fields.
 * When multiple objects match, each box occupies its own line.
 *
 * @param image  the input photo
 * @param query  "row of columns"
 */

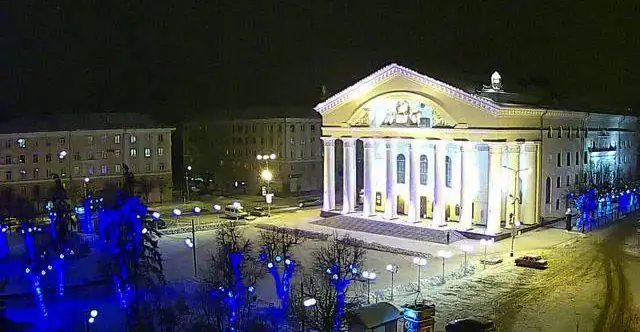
xmin=322 ymin=137 xmax=537 ymax=234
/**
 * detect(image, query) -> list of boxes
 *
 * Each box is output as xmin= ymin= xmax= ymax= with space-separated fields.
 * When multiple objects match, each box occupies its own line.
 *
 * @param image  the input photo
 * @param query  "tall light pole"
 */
xmin=185 ymin=165 xmax=192 ymax=203
xmin=261 ymin=169 xmax=273 ymax=217
xmin=361 ymin=270 xmax=377 ymax=304
xmin=257 ymin=153 xmax=276 ymax=193
xmin=83 ymin=177 xmax=90 ymax=198
xmin=436 ymin=250 xmax=452 ymax=283
xmin=232 ymin=202 xmax=242 ymax=223
xmin=386 ymin=264 xmax=399 ymax=301
xmin=85 ymin=309 xmax=98 ymax=332
xmin=412 ymin=257 xmax=427 ymax=293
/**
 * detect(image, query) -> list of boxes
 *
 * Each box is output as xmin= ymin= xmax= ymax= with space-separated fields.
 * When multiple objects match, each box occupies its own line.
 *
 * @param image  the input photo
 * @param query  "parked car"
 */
xmin=298 ymin=199 xmax=322 ymax=208
xmin=445 ymin=317 xmax=496 ymax=332
xmin=250 ymin=207 xmax=268 ymax=217
xmin=515 ymin=255 xmax=548 ymax=269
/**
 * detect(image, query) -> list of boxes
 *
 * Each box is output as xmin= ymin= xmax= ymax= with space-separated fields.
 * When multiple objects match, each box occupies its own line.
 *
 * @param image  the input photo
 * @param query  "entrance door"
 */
xmin=420 ymin=196 xmax=427 ymax=218
xmin=397 ymin=196 xmax=406 ymax=215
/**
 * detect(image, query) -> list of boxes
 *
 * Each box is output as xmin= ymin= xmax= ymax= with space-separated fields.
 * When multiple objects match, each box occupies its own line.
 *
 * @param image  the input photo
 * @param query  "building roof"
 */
xmin=0 ymin=113 xmax=174 ymax=134
xmin=347 ymin=302 xmax=403 ymax=329
xmin=194 ymin=106 xmax=320 ymax=121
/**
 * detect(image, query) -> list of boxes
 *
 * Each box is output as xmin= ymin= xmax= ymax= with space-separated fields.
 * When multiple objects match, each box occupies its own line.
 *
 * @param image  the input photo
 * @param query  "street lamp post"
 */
xmin=85 ymin=309 xmax=98 ymax=332
xmin=185 ymin=165 xmax=192 ymax=203
xmin=83 ymin=177 xmax=90 ymax=198
xmin=261 ymin=170 xmax=273 ymax=216
xmin=232 ymin=202 xmax=242 ymax=223
xmin=436 ymin=250 xmax=452 ymax=283
xmin=302 ymin=298 xmax=317 ymax=332
xmin=385 ymin=264 xmax=399 ymax=301
xmin=193 ymin=206 xmax=201 ymax=228
xmin=173 ymin=208 xmax=182 ymax=228
xmin=460 ymin=244 xmax=473 ymax=270
xmin=191 ymin=218 xmax=197 ymax=277
xmin=412 ymin=257 xmax=427 ymax=293
xmin=479 ymin=238 xmax=494 ymax=268
xmin=361 ymin=271 xmax=377 ymax=304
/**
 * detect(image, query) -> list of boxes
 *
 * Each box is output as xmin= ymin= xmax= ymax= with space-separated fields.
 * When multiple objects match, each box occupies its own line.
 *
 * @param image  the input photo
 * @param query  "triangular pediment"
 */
xmin=315 ymin=63 xmax=501 ymax=117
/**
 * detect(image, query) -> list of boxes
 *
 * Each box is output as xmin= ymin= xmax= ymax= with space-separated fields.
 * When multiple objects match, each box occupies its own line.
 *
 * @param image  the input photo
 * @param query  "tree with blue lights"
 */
xmin=259 ymin=226 xmax=303 ymax=317
xmin=295 ymin=233 xmax=366 ymax=332
xmin=205 ymin=220 xmax=260 ymax=331
xmin=99 ymin=164 xmax=165 ymax=330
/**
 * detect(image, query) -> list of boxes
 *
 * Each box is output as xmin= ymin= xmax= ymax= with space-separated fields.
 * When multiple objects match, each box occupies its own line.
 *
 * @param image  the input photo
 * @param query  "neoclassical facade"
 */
xmin=316 ymin=64 xmax=638 ymax=234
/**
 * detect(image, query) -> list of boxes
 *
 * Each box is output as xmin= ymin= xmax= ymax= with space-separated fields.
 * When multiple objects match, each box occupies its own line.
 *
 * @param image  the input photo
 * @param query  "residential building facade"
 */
xmin=317 ymin=64 xmax=638 ymax=235
xmin=0 ymin=114 xmax=175 ymax=206
xmin=183 ymin=114 xmax=323 ymax=195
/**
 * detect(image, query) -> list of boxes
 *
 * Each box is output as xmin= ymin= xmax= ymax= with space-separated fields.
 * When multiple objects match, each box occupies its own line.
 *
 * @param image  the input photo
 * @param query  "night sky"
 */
xmin=7 ymin=1 xmax=640 ymax=122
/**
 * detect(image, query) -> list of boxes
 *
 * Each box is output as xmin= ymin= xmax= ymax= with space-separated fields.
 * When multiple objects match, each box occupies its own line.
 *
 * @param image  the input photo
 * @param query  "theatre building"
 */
xmin=316 ymin=64 xmax=637 ymax=237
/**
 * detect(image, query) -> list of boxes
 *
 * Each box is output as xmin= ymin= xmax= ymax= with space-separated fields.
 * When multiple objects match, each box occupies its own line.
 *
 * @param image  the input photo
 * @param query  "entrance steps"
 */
xmin=311 ymin=215 xmax=467 ymax=244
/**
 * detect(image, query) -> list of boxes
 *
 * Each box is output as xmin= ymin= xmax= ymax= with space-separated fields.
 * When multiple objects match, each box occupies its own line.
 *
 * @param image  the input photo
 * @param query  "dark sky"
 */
xmin=7 ymin=1 xmax=640 ymax=121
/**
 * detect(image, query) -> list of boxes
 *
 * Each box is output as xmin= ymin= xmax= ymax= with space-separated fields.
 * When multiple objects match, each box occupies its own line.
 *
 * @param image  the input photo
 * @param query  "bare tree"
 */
xmin=292 ymin=233 xmax=367 ymax=331
xmin=202 ymin=221 xmax=263 ymax=331
xmin=259 ymin=226 xmax=305 ymax=317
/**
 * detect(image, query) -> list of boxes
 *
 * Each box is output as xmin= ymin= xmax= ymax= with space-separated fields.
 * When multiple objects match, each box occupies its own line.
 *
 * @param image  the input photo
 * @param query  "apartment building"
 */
xmin=183 ymin=110 xmax=322 ymax=195
xmin=0 ymin=113 xmax=175 ymax=206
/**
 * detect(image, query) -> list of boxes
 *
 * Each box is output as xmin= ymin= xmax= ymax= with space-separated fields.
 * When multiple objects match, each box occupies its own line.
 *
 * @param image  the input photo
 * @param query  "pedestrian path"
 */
xmin=311 ymin=215 xmax=466 ymax=244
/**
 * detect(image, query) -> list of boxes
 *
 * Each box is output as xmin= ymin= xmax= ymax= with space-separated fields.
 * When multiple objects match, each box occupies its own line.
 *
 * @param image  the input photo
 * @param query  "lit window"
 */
xmin=88 ymin=167 xmax=94 ymax=175
xmin=87 ymin=136 xmax=94 ymax=144
xmin=73 ymin=166 xmax=80 ymax=175
xmin=144 ymin=148 xmax=151 ymax=157
xmin=115 ymin=164 xmax=121 ymax=174
xmin=33 ymin=168 xmax=39 ymax=179
xmin=157 ymin=147 xmax=164 ymax=156
xmin=115 ymin=135 xmax=121 ymax=144
xmin=130 ymin=148 xmax=137 ymax=157
xmin=101 ymin=165 xmax=108 ymax=175
xmin=396 ymin=154 xmax=406 ymax=184
xmin=419 ymin=155 xmax=428 ymax=185
xmin=130 ymin=135 xmax=137 ymax=144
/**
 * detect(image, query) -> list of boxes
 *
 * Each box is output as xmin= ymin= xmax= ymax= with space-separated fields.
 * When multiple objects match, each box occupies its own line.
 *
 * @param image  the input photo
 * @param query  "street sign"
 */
xmin=265 ymin=193 xmax=274 ymax=204
xmin=261 ymin=186 xmax=267 ymax=196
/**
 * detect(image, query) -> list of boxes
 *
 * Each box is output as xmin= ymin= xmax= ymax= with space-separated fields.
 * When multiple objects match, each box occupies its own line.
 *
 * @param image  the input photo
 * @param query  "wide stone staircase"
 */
xmin=311 ymin=215 xmax=467 ymax=244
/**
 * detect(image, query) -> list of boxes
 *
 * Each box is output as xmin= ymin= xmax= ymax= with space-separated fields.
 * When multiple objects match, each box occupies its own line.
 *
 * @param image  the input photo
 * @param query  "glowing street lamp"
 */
xmin=303 ymin=298 xmax=317 ymax=307
xmin=213 ymin=204 xmax=221 ymax=213
xmin=361 ymin=270 xmax=377 ymax=304
xmin=86 ymin=309 xmax=99 ymax=331
xmin=151 ymin=211 xmax=161 ymax=230
xmin=412 ymin=257 xmax=427 ymax=293
xmin=261 ymin=169 xmax=274 ymax=216
xmin=436 ymin=250 xmax=453 ymax=283
xmin=185 ymin=166 xmax=192 ymax=202
xmin=83 ymin=177 xmax=90 ymax=198
xmin=460 ymin=244 xmax=474 ymax=270
xmin=232 ymin=202 xmax=242 ymax=222
xmin=58 ymin=150 xmax=67 ymax=159
xmin=173 ymin=208 xmax=182 ymax=227
xmin=386 ymin=264 xmax=399 ymax=301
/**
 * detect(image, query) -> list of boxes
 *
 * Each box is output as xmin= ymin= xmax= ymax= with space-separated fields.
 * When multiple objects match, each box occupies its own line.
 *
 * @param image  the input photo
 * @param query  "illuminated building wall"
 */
xmin=317 ymin=64 xmax=638 ymax=231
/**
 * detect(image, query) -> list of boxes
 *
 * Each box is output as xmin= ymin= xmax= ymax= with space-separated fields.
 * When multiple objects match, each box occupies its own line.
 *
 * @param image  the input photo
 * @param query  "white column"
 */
xmin=459 ymin=142 xmax=475 ymax=230
xmin=362 ymin=138 xmax=376 ymax=216
xmin=520 ymin=144 xmax=538 ymax=225
xmin=432 ymin=141 xmax=447 ymax=226
xmin=322 ymin=137 xmax=336 ymax=212
xmin=342 ymin=138 xmax=357 ymax=214
xmin=384 ymin=139 xmax=398 ymax=219
xmin=487 ymin=143 xmax=504 ymax=234
xmin=408 ymin=139 xmax=420 ymax=223
xmin=505 ymin=144 xmax=521 ymax=226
